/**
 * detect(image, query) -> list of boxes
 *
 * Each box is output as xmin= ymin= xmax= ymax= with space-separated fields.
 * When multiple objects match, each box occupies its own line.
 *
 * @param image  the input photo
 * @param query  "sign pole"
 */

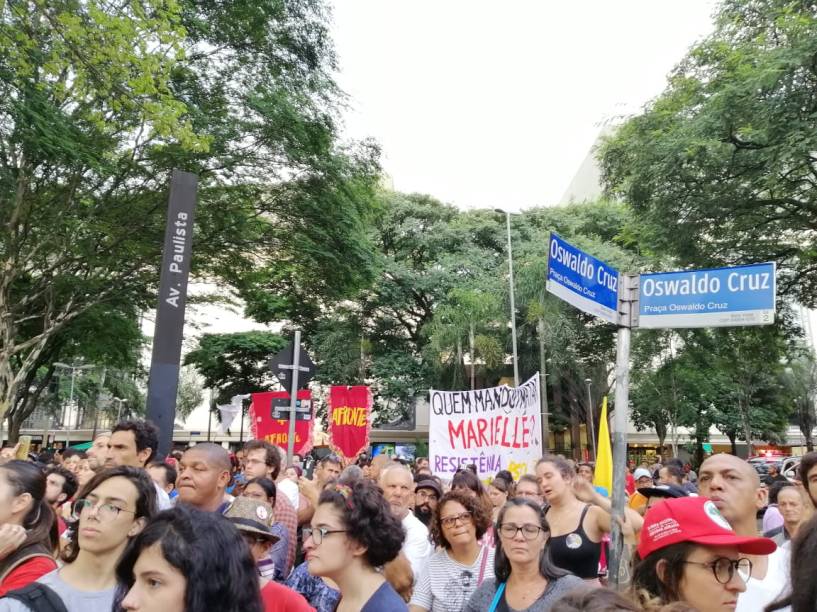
xmin=146 ymin=170 xmax=198 ymax=457
xmin=608 ymin=273 xmax=638 ymax=589
xmin=286 ymin=330 xmax=302 ymax=464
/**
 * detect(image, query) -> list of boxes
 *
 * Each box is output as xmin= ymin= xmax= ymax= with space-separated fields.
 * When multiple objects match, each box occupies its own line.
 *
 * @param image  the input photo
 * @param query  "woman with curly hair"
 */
xmin=409 ymin=489 xmax=495 ymax=612
xmin=304 ymin=479 xmax=407 ymax=611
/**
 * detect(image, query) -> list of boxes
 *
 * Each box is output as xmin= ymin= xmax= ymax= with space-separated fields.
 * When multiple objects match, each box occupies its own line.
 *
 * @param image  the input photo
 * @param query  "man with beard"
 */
xmin=414 ymin=479 xmax=441 ymax=527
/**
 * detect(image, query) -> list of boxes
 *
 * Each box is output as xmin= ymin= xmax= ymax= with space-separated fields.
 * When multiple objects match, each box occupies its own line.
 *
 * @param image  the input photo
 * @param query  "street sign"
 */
xmin=269 ymin=342 xmax=316 ymax=389
xmin=271 ymin=397 xmax=313 ymax=421
xmin=638 ymin=262 xmax=776 ymax=329
xmin=546 ymin=233 xmax=620 ymax=324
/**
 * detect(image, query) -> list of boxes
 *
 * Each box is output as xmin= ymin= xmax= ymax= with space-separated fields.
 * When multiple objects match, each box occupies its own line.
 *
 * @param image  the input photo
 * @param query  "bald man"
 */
xmin=176 ymin=443 xmax=233 ymax=513
xmin=380 ymin=462 xmax=431 ymax=580
xmin=698 ymin=454 xmax=785 ymax=612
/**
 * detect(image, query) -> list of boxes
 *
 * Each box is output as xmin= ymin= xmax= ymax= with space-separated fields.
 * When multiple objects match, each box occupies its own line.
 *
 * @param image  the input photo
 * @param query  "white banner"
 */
xmin=429 ymin=374 xmax=542 ymax=482
xmin=217 ymin=394 xmax=249 ymax=434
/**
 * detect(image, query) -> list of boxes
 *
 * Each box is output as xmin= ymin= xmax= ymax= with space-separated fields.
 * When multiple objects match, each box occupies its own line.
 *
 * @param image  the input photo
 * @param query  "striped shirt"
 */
xmin=410 ymin=547 xmax=495 ymax=612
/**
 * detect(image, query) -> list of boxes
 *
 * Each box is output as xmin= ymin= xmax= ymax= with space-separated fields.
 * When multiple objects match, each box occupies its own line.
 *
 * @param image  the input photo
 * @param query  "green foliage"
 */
xmin=175 ymin=366 xmax=204 ymax=420
xmin=0 ymin=0 xmax=380 ymax=424
xmin=600 ymin=0 xmax=817 ymax=306
xmin=183 ymin=331 xmax=286 ymax=404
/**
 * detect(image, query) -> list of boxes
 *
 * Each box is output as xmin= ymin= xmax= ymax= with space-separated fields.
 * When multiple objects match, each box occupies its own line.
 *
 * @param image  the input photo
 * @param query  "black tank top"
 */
xmin=546 ymin=505 xmax=601 ymax=579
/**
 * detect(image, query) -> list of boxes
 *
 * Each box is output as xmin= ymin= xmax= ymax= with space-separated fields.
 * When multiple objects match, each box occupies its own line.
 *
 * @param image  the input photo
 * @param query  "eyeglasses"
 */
xmin=440 ymin=511 xmax=473 ymax=528
xmin=416 ymin=490 xmax=438 ymax=501
xmin=498 ymin=523 xmax=545 ymax=540
xmin=72 ymin=498 xmax=136 ymax=522
xmin=303 ymin=526 xmax=348 ymax=546
xmin=682 ymin=557 xmax=752 ymax=584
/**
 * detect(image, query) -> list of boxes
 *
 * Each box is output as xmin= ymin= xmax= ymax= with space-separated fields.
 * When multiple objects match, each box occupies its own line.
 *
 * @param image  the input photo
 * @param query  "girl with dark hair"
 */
xmin=303 ymin=479 xmax=407 ymax=611
xmin=536 ymin=456 xmax=643 ymax=582
xmin=409 ymin=489 xmax=495 ymax=612
xmin=466 ymin=499 xmax=583 ymax=611
xmin=0 ymin=461 xmax=57 ymax=596
xmin=241 ymin=477 xmax=289 ymax=582
xmin=115 ymin=506 xmax=267 ymax=612
xmin=0 ymin=466 xmax=155 ymax=612
xmin=452 ymin=469 xmax=494 ymax=546
xmin=632 ymin=496 xmax=776 ymax=612
xmin=488 ymin=477 xmax=512 ymax=522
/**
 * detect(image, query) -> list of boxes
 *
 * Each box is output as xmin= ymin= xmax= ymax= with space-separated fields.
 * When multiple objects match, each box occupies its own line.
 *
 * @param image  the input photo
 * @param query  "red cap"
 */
xmin=638 ymin=496 xmax=777 ymax=559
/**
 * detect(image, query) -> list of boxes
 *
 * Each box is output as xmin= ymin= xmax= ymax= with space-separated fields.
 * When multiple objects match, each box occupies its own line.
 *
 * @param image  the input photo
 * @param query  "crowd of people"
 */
xmin=0 ymin=420 xmax=815 ymax=612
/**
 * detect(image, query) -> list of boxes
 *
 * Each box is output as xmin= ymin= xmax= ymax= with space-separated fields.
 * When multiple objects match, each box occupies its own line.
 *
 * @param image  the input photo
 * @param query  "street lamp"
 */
xmin=585 ymin=378 xmax=597 ymax=460
xmin=53 ymin=363 xmax=95 ymax=448
xmin=494 ymin=209 xmax=519 ymax=387
xmin=113 ymin=397 xmax=128 ymax=422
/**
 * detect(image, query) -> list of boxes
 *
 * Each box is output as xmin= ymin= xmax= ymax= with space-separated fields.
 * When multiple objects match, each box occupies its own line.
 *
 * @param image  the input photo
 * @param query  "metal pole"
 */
xmin=505 ymin=212 xmax=520 ymax=387
xmin=65 ymin=368 xmax=77 ymax=449
xmin=539 ymin=322 xmax=549 ymax=454
xmin=286 ymin=330 xmax=302 ymax=464
xmin=608 ymin=273 xmax=637 ymax=590
xmin=207 ymin=389 xmax=213 ymax=442
xmin=586 ymin=378 xmax=597 ymax=461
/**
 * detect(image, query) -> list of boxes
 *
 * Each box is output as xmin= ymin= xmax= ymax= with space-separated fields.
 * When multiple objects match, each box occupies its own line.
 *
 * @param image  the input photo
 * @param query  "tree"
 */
xmin=0 ymin=0 xmax=380 ymax=425
xmin=600 ymin=0 xmax=817 ymax=306
xmin=784 ymin=350 xmax=817 ymax=452
xmin=183 ymin=331 xmax=286 ymax=404
xmin=176 ymin=366 xmax=204 ymax=421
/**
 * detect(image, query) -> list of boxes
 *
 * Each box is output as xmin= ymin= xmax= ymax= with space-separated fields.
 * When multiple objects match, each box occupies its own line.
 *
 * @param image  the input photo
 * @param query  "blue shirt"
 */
xmin=285 ymin=562 xmax=340 ymax=612
xmin=361 ymin=582 xmax=407 ymax=612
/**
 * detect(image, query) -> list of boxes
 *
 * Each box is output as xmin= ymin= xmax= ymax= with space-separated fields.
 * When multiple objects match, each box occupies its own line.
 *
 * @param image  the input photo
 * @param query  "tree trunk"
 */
xmin=469 ymin=323 xmax=475 ymax=391
xmin=728 ymin=432 xmax=737 ymax=456
xmin=739 ymin=396 xmax=753 ymax=456
xmin=8 ymin=414 xmax=22 ymax=444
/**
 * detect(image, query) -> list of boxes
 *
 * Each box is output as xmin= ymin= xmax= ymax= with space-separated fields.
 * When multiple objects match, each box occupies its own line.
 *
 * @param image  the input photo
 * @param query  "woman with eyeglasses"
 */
xmin=240 ymin=477 xmax=290 ymax=582
xmin=466 ymin=499 xmax=583 ymax=612
xmin=632 ymin=496 xmax=777 ymax=612
xmin=409 ymin=489 xmax=494 ymax=612
xmin=0 ymin=466 xmax=156 ymax=612
xmin=303 ymin=479 xmax=407 ymax=611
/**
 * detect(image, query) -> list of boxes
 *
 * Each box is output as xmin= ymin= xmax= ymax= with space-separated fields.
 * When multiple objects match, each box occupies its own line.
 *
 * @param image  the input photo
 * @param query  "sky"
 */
xmin=330 ymin=1 xmax=718 ymax=211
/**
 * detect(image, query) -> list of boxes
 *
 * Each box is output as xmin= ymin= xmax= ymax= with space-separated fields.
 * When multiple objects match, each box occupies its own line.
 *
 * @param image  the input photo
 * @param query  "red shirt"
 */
xmin=0 ymin=556 xmax=58 ymax=597
xmin=260 ymin=580 xmax=314 ymax=612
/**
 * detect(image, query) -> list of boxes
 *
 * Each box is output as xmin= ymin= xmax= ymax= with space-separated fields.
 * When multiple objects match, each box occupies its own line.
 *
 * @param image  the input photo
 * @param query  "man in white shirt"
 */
xmin=380 ymin=462 xmax=431 ymax=581
xmin=697 ymin=454 xmax=787 ymax=612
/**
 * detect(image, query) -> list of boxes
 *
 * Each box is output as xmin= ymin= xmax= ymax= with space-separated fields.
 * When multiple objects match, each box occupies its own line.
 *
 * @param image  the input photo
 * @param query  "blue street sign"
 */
xmin=638 ymin=262 xmax=776 ymax=329
xmin=546 ymin=233 xmax=620 ymax=324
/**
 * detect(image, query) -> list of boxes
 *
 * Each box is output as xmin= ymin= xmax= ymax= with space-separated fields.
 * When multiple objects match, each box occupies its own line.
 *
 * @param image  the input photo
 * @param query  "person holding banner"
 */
xmin=409 ymin=489 xmax=495 ymax=612
xmin=536 ymin=456 xmax=643 ymax=582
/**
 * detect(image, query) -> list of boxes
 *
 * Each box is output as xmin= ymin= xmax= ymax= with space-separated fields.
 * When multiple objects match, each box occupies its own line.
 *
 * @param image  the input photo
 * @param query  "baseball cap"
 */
xmin=415 ymin=479 xmax=442 ymax=498
xmin=634 ymin=468 xmax=652 ymax=480
xmin=637 ymin=484 xmax=690 ymax=499
xmin=638 ymin=496 xmax=776 ymax=559
xmin=223 ymin=497 xmax=279 ymax=542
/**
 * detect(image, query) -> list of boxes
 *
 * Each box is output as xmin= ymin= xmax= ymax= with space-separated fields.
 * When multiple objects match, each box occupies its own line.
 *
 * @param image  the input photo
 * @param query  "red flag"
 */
xmin=328 ymin=386 xmax=372 ymax=460
xmin=249 ymin=390 xmax=314 ymax=457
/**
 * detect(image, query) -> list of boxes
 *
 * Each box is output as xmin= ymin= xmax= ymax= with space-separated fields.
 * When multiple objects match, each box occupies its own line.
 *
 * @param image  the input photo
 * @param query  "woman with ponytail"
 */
xmin=0 ymin=461 xmax=57 ymax=596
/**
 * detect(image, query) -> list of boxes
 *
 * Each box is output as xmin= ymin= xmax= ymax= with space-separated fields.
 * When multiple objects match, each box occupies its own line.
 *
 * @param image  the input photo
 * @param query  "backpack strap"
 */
xmin=4 ymin=582 xmax=68 ymax=612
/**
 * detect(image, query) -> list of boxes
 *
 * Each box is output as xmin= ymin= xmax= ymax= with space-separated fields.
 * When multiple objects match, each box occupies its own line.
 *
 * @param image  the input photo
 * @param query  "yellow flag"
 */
xmin=593 ymin=396 xmax=613 ymax=495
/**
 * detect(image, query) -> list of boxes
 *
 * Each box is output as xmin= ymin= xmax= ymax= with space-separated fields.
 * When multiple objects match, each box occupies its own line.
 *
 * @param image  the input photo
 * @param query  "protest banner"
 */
xmin=328 ymin=386 xmax=372 ymax=460
xmin=429 ymin=374 xmax=542 ymax=481
xmin=250 ymin=390 xmax=314 ymax=456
